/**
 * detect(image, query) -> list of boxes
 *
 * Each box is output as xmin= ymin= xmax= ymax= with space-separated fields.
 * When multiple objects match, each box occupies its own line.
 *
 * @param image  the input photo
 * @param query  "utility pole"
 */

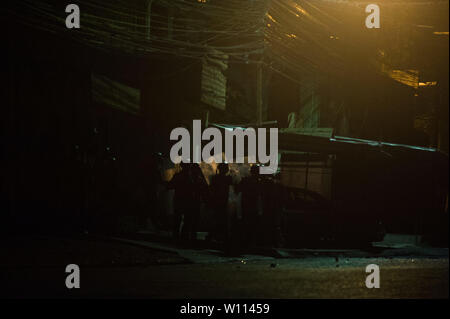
xmin=256 ymin=61 xmax=263 ymax=126
xmin=256 ymin=0 xmax=270 ymax=127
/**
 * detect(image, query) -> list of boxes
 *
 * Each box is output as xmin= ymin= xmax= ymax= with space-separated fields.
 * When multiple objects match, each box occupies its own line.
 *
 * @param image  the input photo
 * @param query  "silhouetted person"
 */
xmin=168 ymin=163 xmax=206 ymax=242
xmin=185 ymin=163 xmax=209 ymax=242
xmin=210 ymin=163 xmax=233 ymax=243
xmin=236 ymin=165 xmax=262 ymax=247
xmin=168 ymin=162 xmax=192 ymax=240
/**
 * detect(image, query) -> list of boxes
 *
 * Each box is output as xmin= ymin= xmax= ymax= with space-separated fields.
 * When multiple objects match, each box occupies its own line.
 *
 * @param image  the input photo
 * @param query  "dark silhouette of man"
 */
xmin=186 ymin=163 xmax=209 ymax=242
xmin=236 ymin=165 xmax=262 ymax=247
xmin=168 ymin=163 xmax=207 ymax=242
xmin=168 ymin=162 xmax=195 ymax=241
xmin=210 ymin=163 xmax=233 ymax=243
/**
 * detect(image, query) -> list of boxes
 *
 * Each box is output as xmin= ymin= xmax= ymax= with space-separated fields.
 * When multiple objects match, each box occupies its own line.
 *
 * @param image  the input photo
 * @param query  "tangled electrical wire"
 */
xmin=6 ymin=0 xmax=448 ymax=88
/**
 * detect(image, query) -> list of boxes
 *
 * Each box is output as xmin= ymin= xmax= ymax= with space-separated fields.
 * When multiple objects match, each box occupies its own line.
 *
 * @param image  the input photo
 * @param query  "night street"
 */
xmin=2 ymin=0 xmax=449 ymax=303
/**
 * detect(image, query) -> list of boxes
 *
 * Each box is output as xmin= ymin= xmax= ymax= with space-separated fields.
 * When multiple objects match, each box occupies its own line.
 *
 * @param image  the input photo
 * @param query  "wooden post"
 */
xmin=256 ymin=61 xmax=263 ymax=126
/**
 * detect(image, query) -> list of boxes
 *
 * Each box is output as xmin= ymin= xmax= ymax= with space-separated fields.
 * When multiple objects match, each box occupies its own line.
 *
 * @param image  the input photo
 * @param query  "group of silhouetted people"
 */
xmin=167 ymin=162 xmax=284 ymax=249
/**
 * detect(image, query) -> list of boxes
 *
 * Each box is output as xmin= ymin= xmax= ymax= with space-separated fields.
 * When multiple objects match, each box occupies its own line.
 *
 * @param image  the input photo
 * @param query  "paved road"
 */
xmin=2 ymin=257 xmax=448 ymax=298
xmin=1 ymin=235 xmax=448 ymax=298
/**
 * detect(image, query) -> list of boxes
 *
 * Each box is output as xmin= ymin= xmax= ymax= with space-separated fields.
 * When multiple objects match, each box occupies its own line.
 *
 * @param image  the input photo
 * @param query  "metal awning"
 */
xmin=210 ymin=122 xmax=446 ymax=159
